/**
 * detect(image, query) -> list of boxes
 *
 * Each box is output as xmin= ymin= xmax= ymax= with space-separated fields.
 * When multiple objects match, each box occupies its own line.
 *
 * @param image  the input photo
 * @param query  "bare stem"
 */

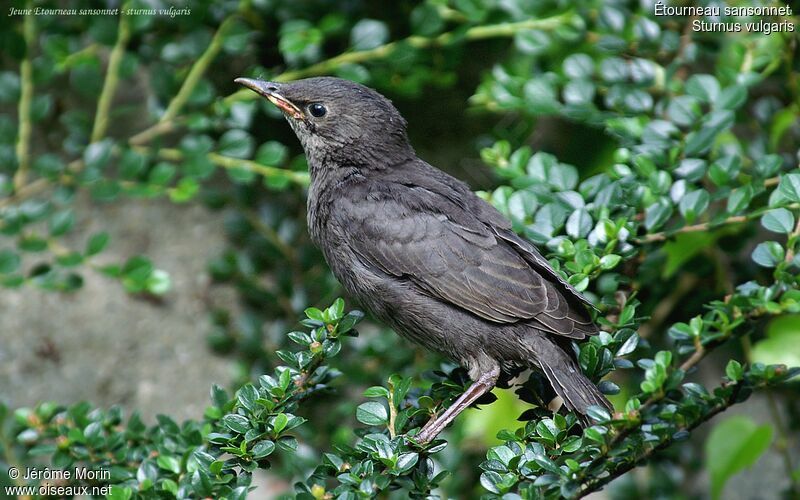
xmin=387 ymin=382 xmax=398 ymax=438
xmin=638 ymin=214 xmax=748 ymax=243
xmin=138 ymin=146 xmax=309 ymax=185
xmin=90 ymin=6 xmax=131 ymax=143
xmin=13 ymin=3 xmax=35 ymax=191
xmin=207 ymin=152 xmax=309 ymax=185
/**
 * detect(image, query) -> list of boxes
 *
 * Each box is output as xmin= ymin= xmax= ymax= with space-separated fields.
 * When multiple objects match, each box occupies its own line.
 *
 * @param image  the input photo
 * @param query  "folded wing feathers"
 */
xmin=347 ymin=193 xmax=599 ymax=338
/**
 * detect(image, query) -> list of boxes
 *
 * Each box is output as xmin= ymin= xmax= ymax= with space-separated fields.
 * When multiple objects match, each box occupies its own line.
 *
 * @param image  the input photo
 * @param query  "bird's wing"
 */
xmin=495 ymin=228 xmax=597 ymax=311
xmin=339 ymin=185 xmax=597 ymax=339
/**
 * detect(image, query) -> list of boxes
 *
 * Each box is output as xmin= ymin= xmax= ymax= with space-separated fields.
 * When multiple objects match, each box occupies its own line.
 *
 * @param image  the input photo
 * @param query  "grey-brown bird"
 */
xmin=235 ymin=76 xmax=612 ymax=444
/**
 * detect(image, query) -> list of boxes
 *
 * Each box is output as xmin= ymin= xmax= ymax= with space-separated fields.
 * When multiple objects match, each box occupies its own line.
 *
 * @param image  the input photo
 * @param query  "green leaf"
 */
xmin=0 ymin=249 xmax=21 ymax=274
xmin=755 ymin=155 xmax=783 ymax=177
xmin=356 ymin=401 xmax=388 ymax=426
xmin=83 ymin=139 xmax=114 ymax=170
xmin=599 ymin=57 xmax=628 ymax=83
xmin=255 ymin=141 xmax=288 ymax=166
xmin=705 ymin=416 xmax=773 ymax=500
xmin=708 ymin=156 xmax=740 ymax=186
xmin=562 ymin=79 xmax=595 ymax=106
xmin=523 ymin=77 xmax=559 ymax=113
xmin=566 ymin=209 xmax=592 ymax=238
xmin=778 ymin=173 xmax=800 ymax=202
xmin=48 ymin=210 xmax=75 ymax=237
xmin=33 ymin=154 xmax=65 ymax=178
xmin=685 ymin=74 xmax=720 ymax=103
xmin=279 ymin=20 xmax=323 ymax=63
xmin=85 ymin=232 xmax=110 ymax=256
xmin=222 ymin=414 xmax=250 ymax=434
xmin=684 ymin=111 xmax=734 ymax=156
xmin=562 ymin=54 xmax=594 ymax=79
xmin=304 ymin=307 xmax=324 ymax=321
xmin=751 ymin=315 xmax=800 ymax=368
xmin=0 ymin=71 xmax=21 ymax=103
xmin=515 ymin=30 xmax=550 ymax=55
xmin=678 ymin=189 xmax=710 ymax=223
xmin=156 ymin=455 xmax=182 ymax=474
xmin=107 ymin=486 xmax=133 ymax=500
xmin=410 ymin=4 xmax=444 ymax=36
xmin=226 ymin=166 xmax=256 ymax=184
xmin=218 ymin=130 xmax=254 ymax=159
xmin=222 ymin=20 xmax=252 ymax=53
xmin=527 ymin=153 xmax=578 ymax=191
xmin=350 ymin=20 xmax=388 ymax=50
xmin=751 ymin=241 xmax=784 ymax=268
xmin=668 ymin=95 xmax=701 ymax=127
xmin=363 ymin=386 xmax=390 ymax=398
xmin=272 ymin=413 xmax=288 ymax=434
xmin=251 ymin=440 xmax=276 ymax=459
xmin=725 ymin=360 xmax=743 ymax=382
xmin=645 ymin=198 xmax=673 ymax=231
xmin=599 ymin=254 xmax=621 ymax=270
xmin=146 ymin=269 xmax=171 ymax=295
xmin=716 ymin=85 xmax=747 ymax=110
xmin=236 ymin=384 xmax=258 ymax=412
xmin=19 ymin=235 xmax=48 ymax=252
xmin=169 ymin=177 xmax=199 ymax=203
xmin=760 ymin=208 xmax=795 ymax=234
xmin=727 ymin=185 xmax=754 ymax=214
xmin=395 ymin=452 xmax=419 ymax=473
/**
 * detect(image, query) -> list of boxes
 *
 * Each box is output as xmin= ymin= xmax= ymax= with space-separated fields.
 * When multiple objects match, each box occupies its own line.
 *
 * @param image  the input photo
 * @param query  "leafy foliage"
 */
xmin=1 ymin=0 xmax=799 ymax=498
xmin=3 ymin=303 xmax=364 ymax=499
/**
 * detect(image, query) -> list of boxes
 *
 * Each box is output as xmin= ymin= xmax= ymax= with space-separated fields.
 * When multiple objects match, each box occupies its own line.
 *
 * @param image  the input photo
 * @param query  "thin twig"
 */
xmin=637 ymin=215 xmax=748 ymax=243
xmin=577 ymin=382 xmax=743 ymax=498
xmin=135 ymin=145 xmax=309 ymax=184
xmin=636 ymin=176 xmax=785 ymax=243
xmin=387 ymin=383 xmax=398 ymax=438
xmin=159 ymin=15 xmax=239 ymax=124
xmin=583 ymin=307 xmax=751 ymax=483
xmin=13 ymin=3 xmax=35 ymax=190
xmin=90 ymin=5 xmax=131 ymax=143
xmin=223 ymin=11 xmax=576 ymax=105
xmin=128 ymin=121 xmax=176 ymax=146
xmin=207 ymin=152 xmax=310 ymax=185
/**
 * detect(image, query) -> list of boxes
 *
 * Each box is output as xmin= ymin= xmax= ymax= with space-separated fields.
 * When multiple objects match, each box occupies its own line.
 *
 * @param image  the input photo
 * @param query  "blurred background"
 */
xmin=0 ymin=0 xmax=798 ymax=498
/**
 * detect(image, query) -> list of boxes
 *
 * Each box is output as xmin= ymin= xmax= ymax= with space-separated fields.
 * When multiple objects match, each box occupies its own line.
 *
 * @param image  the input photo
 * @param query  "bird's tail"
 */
xmin=535 ymin=337 xmax=613 ymax=426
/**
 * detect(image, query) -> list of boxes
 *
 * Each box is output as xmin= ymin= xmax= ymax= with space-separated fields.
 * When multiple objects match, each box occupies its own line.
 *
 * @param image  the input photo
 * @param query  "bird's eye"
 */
xmin=308 ymin=103 xmax=327 ymax=118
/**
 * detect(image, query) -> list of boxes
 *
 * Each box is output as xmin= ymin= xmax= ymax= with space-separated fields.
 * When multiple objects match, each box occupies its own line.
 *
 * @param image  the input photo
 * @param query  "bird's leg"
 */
xmin=414 ymin=366 xmax=500 ymax=445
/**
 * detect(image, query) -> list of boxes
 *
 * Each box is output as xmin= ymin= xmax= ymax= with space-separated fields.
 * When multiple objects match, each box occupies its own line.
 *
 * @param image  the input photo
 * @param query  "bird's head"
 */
xmin=234 ymin=76 xmax=414 ymax=169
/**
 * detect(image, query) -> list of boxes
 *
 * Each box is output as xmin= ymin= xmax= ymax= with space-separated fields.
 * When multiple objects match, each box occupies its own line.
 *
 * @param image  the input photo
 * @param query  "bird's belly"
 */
xmin=320 ymin=242 xmax=523 ymax=374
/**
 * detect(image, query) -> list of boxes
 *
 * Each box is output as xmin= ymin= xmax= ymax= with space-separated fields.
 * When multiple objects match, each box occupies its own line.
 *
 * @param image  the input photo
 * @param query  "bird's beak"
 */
xmin=234 ymin=78 xmax=304 ymax=120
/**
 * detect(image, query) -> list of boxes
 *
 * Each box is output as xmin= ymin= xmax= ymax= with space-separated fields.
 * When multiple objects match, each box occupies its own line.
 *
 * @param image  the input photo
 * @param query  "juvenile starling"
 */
xmin=235 ymin=76 xmax=612 ymax=444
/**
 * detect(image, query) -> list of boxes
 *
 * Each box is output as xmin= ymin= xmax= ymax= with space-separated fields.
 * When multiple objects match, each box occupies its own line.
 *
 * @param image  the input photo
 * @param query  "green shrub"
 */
xmin=1 ymin=0 xmax=798 ymax=498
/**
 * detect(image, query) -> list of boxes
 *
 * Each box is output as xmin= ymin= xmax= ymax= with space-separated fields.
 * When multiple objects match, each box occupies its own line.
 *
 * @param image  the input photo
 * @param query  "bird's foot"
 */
xmin=409 ymin=367 xmax=501 ymax=447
